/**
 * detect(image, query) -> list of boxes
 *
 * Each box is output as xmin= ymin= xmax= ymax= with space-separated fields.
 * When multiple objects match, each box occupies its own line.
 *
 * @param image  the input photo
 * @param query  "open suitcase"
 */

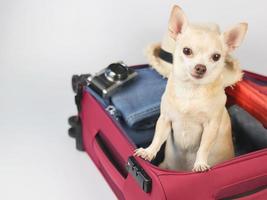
xmin=68 ymin=64 xmax=267 ymax=200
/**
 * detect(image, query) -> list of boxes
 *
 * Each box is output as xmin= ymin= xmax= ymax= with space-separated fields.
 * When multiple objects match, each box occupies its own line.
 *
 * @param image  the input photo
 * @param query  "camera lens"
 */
xmin=105 ymin=63 xmax=128 ymax=81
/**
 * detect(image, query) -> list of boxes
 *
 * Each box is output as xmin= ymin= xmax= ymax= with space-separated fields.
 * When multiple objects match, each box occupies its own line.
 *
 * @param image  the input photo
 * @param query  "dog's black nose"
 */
xmin=194 ymin=64 xmax=207 ymax=75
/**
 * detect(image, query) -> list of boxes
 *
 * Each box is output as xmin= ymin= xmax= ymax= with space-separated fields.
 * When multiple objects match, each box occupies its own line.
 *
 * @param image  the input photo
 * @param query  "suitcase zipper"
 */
xmin=147 ymin=148 xmax=267 ymax=175
xmin=105 ymin=105 xmax=121 ymax=120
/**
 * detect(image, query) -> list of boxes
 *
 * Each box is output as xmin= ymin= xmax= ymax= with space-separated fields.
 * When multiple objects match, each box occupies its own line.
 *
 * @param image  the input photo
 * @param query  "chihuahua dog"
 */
xmin=135 ymin=5 xmax=248 ymax=172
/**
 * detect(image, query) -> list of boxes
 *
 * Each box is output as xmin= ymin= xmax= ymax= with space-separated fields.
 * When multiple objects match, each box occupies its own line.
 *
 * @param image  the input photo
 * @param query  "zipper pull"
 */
xmin=105 ymin=105 xmax=121 ymax=120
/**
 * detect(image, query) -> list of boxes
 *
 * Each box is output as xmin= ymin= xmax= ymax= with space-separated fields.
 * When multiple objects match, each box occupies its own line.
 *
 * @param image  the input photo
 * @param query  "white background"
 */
xmin=0 ymin=1 xmax=266 ymax=200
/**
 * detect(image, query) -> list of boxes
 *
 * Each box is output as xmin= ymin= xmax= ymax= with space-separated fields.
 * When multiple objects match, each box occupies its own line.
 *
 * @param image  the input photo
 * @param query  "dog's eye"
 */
xmin=183 ymin=47 xmax=193 ymax=56
xmin=212 ymin=53 xmax=221 ymax=62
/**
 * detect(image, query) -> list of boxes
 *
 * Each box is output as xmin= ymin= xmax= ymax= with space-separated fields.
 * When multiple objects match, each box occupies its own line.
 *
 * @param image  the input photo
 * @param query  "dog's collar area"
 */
xmin=159 ymin=48 xmax=173 ymax=64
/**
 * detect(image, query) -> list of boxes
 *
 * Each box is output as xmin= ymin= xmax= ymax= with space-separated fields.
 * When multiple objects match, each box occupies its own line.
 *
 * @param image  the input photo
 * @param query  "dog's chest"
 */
xmin=170 ymin=111 xmax=203 ymax=150
xmin=170 ymin=88 xmax=210 ymax=116
xmin=163 ymin=90 xmax=209 ymax=150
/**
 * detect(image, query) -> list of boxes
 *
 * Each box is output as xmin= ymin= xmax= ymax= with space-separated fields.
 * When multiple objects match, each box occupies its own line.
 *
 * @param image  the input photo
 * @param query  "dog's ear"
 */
xmin=168 ymin=5 xmax=188 ymax=40
xmin=223 ymin=23 xmax=248 ymax=52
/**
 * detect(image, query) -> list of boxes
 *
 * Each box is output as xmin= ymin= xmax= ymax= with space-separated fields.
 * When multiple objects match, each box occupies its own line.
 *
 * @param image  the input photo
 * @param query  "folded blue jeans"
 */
xmin=111 ymin=67 xmax=167 ymax=129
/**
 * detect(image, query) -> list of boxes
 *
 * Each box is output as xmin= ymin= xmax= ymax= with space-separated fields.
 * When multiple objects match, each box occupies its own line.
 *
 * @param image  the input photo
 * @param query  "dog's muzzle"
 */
xmin=191 ymin=64 xmax=207 ymax=79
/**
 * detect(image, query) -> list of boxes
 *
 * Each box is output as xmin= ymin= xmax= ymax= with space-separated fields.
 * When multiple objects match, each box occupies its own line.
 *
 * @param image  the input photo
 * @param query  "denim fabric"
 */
xmin=119 ymin=119 xmax=155 ymax=147
xmin=111 ymin=67 xmax=167 ymax=129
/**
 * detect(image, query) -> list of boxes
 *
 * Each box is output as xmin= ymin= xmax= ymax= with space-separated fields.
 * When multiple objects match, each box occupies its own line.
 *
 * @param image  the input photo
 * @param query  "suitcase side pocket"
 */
xmin=215 ymin=174 xmax=267 ymax=200
xmin=233 ymin=188 xmax=267 ymax=200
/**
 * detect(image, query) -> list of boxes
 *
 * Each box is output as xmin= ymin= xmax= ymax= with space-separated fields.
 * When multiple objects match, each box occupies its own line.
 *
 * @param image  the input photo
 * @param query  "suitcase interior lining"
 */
xmin=244 ymin=74 xmax=267 ymax=86
xmin=86 ymin=66 xmax=267 ymax=167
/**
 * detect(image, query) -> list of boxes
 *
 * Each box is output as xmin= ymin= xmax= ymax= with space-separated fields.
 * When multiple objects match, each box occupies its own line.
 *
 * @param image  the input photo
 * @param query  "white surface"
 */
xmin=0 ymin=1 xmax=266 ymax=200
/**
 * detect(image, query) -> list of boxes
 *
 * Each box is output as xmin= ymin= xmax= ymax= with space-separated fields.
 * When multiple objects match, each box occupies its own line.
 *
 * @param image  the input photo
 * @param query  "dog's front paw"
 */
xmin=134 ymin=148 xmax=156 ymax=161
xmin=192 ymin=161 xmax=210 ymax=172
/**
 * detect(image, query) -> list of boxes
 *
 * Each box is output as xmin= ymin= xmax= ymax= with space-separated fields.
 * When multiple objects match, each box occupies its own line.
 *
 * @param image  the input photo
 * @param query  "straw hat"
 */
xmin=145 ymin=23 xmax=243 ymax=87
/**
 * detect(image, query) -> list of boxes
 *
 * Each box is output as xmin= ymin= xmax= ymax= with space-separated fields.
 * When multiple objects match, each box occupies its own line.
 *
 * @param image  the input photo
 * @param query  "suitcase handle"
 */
xmin=215 ymin=174 xmax=267 ymax=200
xmin=235 ymin=187 xmax=267 ymax=200
xmin=93 ymin=131 xmax=127 ymax=191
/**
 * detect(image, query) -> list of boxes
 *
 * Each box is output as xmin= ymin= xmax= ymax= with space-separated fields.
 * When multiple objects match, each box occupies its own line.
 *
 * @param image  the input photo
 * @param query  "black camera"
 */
xmin=88 ymin=62 xmax=138 ymax=98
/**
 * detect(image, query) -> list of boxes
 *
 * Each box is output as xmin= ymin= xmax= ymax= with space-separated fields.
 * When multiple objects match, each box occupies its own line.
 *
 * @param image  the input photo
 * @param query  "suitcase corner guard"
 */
xmin=126 ymin=156 xmax=152 ymax=193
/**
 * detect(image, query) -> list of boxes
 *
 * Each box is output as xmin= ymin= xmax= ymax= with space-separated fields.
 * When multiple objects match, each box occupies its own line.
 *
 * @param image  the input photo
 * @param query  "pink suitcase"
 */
xmin=68 ymin=64 xmax=267 ymax=200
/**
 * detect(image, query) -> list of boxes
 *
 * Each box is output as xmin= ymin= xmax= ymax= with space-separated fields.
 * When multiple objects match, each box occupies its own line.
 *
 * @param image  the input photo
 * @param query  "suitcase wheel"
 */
xmin=68 ymin=115 xmax=85 ymax=151
xmin=68 ymin=127 xmax=76 ymax=138
xmin=68 ymin=115 xmax=79 ymax=127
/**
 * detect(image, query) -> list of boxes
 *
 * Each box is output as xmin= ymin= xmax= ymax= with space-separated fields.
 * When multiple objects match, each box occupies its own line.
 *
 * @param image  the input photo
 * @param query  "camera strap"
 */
xmin=159 ymin=48 xmax=173 ymax=64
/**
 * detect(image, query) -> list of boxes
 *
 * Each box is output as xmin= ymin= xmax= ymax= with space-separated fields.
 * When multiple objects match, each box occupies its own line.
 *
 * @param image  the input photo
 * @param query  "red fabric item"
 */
xmin=80 ymin=70 xmax=267 ymax=200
